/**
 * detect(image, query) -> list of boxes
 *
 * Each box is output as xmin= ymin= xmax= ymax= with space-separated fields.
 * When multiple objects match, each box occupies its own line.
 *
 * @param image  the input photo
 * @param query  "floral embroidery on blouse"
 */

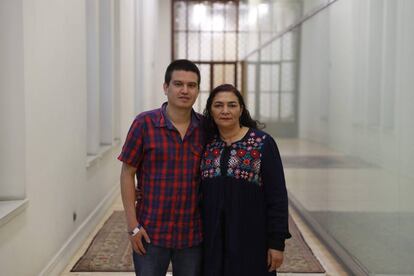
xmin=201 ymin=131 xmax=267 ymax=186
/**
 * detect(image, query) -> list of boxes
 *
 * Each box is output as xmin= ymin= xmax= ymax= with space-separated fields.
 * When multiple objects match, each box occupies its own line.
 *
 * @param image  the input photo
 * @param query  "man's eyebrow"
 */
xmin=172 ymin=80 xmax=197 ymax=84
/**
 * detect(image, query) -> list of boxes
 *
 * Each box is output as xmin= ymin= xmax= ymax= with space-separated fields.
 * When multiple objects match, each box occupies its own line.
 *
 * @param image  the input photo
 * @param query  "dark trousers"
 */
xmin=132 ymin=243 xmax=202 ymax=276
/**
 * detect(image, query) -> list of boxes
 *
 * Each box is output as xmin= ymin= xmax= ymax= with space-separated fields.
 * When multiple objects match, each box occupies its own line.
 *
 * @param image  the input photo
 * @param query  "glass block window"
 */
xmin=172 ymin=0 xmax=241 ymax=113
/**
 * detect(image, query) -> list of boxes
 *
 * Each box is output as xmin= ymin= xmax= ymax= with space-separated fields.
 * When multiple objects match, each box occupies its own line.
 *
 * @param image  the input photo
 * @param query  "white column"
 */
xmin=113 ymin=0 xmax=121 ymax=140
xmin=86 ymin=0 xmax=101 ymax=155
xmin=134 ymin=0 xmax=143 ymax=113
xmin=0 ymin=0 xmax=26 ymax=200
xmin=100 ymin=0 xmax=114 ymax=145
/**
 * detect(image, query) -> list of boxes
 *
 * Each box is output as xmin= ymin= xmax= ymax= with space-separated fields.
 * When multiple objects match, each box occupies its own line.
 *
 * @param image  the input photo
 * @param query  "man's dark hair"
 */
xmin=164 ymin=59 xmax=201 ymax=87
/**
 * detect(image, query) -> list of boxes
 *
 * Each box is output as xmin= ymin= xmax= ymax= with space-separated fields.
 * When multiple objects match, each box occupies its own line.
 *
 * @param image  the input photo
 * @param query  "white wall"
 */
xmin=295 ymin=1 xmax=414 ymax=273
xmin=297 ymin=1 xmax=332 ymax=145
xmin=301 ymin=0 xmax=332 ymax=14
xmin=0 ymin=0 xmax=163 ymax=274
xmin=298 ymin=0 xmax=414 ymax=212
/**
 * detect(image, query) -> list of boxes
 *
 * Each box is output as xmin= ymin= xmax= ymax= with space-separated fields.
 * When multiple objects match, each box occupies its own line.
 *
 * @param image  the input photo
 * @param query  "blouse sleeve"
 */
xmin=261 ymin=135 xmax=291 ymax=250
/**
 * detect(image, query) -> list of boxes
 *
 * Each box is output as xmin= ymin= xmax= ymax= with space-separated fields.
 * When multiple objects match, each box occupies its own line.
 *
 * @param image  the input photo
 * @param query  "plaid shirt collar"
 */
xmin=155 ymin=102 xmax=201 ymax=131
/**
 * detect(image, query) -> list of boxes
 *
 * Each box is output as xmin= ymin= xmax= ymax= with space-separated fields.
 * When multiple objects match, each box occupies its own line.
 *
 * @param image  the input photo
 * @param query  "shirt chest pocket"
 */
xmin=188 ymin=143 xmax=203 ymax=179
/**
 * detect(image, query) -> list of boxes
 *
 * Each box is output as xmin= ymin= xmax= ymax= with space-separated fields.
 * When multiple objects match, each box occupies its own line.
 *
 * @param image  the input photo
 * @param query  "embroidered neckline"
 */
xmin=217 ymin=128 xmax=252 ymax=147
xmin=201 ymin=130 xmax=268 ymax=186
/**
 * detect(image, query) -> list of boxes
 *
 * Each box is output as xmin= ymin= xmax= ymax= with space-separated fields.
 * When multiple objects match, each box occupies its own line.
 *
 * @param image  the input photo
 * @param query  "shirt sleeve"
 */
xmin=117 ymin=115 xmax=146 ymax=168
xmin=261 ymin=135 xmax=291 ymax=251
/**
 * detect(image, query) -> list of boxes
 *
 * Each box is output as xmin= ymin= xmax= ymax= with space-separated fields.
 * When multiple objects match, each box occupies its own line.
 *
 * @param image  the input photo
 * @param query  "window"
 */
xmin=172 ymin=0 xmax=241 ymax=113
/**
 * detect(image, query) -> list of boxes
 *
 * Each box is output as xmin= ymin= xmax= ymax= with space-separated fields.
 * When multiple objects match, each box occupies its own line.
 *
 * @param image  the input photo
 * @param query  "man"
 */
xmin=118 ymin=59 xmax=203 ymax=276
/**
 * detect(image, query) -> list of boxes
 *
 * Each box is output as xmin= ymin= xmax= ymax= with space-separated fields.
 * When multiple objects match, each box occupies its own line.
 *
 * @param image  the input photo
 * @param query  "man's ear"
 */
xmin=163 ymin=82 xmax=168 ymax=95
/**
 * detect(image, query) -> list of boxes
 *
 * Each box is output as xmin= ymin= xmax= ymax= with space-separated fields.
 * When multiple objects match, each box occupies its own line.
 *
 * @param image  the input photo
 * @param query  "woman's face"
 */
xmin=210 ymin=91 xmax=243 ymax=130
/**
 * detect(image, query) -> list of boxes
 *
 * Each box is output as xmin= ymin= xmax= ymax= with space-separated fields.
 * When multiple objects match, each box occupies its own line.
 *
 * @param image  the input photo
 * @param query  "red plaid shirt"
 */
xmin=118 ymin=103 xmax=204 ymax=248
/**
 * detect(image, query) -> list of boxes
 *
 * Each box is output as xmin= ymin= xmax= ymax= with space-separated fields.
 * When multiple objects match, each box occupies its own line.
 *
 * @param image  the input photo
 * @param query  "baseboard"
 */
xmin=38 ymin=183 xmax=120 ymax=276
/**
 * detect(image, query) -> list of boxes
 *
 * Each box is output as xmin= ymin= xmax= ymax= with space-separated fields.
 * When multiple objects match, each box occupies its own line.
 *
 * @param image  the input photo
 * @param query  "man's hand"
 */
xmin=267 ymin=249 xmax=284 ymax=272
xmin=129 ymin=227 xmax=151 ymax=255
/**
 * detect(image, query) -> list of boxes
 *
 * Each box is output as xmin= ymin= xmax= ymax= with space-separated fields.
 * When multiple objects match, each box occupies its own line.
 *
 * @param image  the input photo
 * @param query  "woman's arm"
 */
xmin=261 ymin=135 xmax=291 ymax=250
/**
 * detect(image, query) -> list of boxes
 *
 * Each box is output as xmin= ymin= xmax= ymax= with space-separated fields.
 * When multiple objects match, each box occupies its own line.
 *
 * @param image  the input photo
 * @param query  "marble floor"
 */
xmin=278 ymin=138 xmax=414 ymax=275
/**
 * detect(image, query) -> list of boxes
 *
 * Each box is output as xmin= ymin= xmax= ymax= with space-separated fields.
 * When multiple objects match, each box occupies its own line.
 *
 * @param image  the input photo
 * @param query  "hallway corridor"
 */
xmin=2 ymin=0 xmax=414 ymax=275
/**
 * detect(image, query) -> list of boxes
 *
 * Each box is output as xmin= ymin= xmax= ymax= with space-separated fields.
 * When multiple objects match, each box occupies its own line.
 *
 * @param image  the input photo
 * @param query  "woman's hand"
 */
xmin=267 ymin=249 xmax=284 ymax=272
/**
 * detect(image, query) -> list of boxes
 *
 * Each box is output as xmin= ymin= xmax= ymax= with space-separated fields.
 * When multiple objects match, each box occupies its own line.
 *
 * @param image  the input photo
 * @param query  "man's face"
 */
xmin=163 ymin=70 xmax=199 ymax=110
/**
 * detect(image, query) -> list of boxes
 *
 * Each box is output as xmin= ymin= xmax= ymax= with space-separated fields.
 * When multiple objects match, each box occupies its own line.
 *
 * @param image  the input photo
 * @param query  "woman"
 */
xmin=201 ymin=84 xmax=291 ymax=276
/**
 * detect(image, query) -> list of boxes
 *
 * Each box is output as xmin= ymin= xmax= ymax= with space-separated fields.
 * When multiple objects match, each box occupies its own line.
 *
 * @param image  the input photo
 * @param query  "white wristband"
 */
xmin=128 ymin=224 xmax=141 ymax=236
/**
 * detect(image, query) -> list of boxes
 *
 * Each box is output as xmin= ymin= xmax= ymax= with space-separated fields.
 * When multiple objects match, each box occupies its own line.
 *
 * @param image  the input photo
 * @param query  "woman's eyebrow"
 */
xmin=213 ymin=101 xmax=238 ymax=104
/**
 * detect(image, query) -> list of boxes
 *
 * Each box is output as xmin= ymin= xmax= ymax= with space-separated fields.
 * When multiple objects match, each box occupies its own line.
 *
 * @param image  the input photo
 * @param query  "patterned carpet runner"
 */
xmin=72 ymin=211 xmax=324 ymax=273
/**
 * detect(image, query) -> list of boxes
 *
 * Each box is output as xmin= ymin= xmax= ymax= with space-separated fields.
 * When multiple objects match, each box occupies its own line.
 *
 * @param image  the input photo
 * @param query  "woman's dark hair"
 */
xmin=203 ymin=84 xmax=263 ymax=141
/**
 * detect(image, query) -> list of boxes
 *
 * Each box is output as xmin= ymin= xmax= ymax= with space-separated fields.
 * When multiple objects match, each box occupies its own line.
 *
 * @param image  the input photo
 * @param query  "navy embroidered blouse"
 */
xmin=201 ymin=128 xmax=291 ymax=276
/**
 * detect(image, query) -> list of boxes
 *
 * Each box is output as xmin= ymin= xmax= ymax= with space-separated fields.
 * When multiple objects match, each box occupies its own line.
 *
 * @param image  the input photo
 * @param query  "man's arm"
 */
xmin=120 ymin=162 xmax=150 ymax=255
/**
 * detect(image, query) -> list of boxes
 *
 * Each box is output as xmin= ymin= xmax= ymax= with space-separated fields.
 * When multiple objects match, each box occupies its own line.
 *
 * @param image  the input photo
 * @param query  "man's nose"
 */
xmin=181 ymin=85 xmax=189 ymax=93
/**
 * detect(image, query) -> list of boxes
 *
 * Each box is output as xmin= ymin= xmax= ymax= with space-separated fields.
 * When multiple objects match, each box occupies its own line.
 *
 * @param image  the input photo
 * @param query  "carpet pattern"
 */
xmin=72 ymin=211 xmax=325 ymax=273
